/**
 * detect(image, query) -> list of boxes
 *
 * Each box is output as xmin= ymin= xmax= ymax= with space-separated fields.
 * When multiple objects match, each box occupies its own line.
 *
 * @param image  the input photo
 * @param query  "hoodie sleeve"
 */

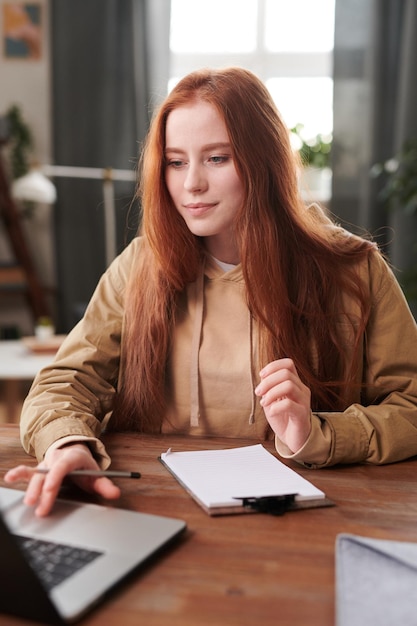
xmin=276 ymin=251 xmax=417 ymax=467
xmin=19 ymin=238 xmax=142 ymax=462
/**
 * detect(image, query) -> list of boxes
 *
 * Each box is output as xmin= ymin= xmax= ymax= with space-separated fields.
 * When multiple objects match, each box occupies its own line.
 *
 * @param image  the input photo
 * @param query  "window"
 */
xmin=169 ymin=0 xmax=335 ymax=139
xmin=264 ymin=0 xmax=334 ymax=53
xmin=170 ymin=0 xmax=257 ymax=53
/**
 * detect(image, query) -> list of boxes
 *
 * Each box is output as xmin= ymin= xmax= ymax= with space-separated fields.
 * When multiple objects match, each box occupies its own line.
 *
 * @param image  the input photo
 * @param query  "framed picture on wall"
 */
xmin=2 ymin=2 xmax=42 ymax=60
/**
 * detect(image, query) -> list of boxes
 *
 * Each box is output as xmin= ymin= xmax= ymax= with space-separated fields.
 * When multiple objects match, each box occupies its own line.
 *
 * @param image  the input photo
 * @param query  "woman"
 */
xmin=6 ymin=67 xmax=417 ymax=516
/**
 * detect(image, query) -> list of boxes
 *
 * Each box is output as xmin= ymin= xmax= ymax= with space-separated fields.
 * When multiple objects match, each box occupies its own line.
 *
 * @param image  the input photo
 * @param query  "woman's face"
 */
xmin=164 ymin=100 xmax=244 ymax=264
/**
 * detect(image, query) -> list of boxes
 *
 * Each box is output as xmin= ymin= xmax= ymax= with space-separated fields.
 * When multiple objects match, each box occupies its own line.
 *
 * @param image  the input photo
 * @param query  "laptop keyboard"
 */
xmin=14 ymin=534 xmax=103 ymax=591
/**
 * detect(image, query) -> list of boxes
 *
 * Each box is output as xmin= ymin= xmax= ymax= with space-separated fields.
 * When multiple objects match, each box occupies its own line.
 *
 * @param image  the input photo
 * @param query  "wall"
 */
xmin=0 ymin=0 xmax=53 ymax=335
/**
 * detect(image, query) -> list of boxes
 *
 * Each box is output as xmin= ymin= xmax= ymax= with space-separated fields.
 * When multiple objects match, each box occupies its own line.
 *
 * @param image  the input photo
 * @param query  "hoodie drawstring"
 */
xmin=248 ymin=311 xmax=256 ymax=425
xmin=190 ymin=267 xmax=205 ymax=427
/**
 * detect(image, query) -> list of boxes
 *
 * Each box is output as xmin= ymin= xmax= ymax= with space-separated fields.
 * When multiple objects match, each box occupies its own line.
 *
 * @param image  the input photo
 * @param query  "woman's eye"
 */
xmin=167 ymin=159 xmax=185 ymax=168
xmin=209 ymin=155 xmax=229 ymax=164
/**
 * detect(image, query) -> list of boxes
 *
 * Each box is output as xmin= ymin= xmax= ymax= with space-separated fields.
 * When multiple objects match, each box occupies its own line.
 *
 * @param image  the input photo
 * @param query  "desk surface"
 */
xmin=1 ymin=424 xmax=417 ymax=626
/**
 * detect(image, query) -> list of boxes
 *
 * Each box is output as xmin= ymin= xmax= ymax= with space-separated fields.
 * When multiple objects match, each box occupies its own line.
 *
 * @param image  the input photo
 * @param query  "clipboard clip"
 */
xmin=234 ymin=494 xmax=297 ymax=516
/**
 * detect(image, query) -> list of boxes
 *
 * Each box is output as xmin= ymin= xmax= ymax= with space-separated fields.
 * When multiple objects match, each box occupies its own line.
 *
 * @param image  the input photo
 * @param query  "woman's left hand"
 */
xmin=255 ymin=358 xmax=312 ymax=453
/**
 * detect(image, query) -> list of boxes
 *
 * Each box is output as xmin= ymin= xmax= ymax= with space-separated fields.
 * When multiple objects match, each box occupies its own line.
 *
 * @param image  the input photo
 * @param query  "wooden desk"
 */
xmin=1 ymin=423 xmax=417 ymax=626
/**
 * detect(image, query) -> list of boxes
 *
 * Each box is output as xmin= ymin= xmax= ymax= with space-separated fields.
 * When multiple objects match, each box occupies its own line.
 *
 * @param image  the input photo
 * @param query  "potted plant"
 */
xmin=291 ymin=123 xmax=332 ymax=201
xmin=371 ymin=140 xmax=417 ymax=215
xmin=291 ymin=123 xmax=332 ymax=169
xmin=34 ymin=315 xmax=55 ymax=341
xmin=4 ymin=104 xmax=33 ymax=180
xmin=371 ymin=140 xmax=417 ymax=302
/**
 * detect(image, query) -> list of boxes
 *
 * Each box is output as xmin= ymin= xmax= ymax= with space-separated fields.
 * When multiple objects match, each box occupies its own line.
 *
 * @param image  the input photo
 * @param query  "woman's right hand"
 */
xmin=4 ymin=443 xmax=121 ymax=517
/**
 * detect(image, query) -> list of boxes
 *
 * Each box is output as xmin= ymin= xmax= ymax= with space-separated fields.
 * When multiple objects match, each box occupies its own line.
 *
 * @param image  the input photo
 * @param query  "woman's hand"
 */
xmin=255 ymin=358 xmax=312 ymax=453
xmin=4 ymin=443 xmax=121 ymax=517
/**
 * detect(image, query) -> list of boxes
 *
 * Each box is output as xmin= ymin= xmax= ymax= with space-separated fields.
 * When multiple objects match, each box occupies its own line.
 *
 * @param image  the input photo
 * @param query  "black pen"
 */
xmin=17 ymin=468 xmax=141 ymax=479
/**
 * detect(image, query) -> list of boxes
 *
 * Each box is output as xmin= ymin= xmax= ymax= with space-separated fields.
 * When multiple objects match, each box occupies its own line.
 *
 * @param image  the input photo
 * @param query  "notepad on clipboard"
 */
xmin=160 ymin=444 xmax=332 ymax=516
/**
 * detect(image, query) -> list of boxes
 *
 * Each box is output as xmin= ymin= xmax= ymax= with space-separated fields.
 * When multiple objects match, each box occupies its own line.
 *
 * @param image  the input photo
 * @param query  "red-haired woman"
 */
xmin=7 ymin=67 xmax=417 ymax=516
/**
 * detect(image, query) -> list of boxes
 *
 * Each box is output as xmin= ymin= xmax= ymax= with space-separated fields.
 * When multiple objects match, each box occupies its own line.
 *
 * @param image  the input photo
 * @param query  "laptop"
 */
xmin=0 ymin=486 xmax=186 ymax=624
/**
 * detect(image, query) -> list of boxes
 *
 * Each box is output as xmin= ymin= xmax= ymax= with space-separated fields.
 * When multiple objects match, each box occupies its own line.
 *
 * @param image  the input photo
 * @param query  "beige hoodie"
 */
xmin=20 ymin=231 xmax=417 ymax=469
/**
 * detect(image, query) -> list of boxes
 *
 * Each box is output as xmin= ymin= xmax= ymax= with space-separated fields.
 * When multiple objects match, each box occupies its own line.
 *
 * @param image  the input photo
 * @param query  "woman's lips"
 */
xmin=183 ymin=202 xmax=217 ymax=215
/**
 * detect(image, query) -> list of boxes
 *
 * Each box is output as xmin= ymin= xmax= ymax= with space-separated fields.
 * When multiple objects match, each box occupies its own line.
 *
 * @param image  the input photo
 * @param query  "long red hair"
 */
xmin=111 ymin=67 xmax=375 ymax=431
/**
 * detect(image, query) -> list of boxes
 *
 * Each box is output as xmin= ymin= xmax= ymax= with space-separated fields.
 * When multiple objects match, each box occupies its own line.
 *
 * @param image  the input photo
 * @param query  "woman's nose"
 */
xmin=184 ymin=164 xmax=207 ymax=192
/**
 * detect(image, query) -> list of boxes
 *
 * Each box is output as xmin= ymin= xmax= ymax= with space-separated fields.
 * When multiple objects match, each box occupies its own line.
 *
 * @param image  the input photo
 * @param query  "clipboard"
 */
xmin=160 ymin=444 xmax=333 ymax=516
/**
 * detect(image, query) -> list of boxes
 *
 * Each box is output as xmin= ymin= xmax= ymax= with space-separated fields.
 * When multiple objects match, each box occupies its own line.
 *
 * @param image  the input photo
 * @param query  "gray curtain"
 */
xmin=51 ymin=0 xmax=170 ymax=331
xmin=332 ymin=0 xmax=417 ymax=314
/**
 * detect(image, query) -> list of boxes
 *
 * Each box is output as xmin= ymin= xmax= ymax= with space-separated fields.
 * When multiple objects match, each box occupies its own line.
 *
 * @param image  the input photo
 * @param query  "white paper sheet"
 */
xmin=160 ymin=444 xmax=325 ymax=509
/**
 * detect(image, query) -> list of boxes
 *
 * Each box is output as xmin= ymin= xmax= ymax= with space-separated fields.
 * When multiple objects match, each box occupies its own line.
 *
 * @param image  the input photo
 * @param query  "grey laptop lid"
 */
xmin=0 ymin=487 xmax=186 ymax=624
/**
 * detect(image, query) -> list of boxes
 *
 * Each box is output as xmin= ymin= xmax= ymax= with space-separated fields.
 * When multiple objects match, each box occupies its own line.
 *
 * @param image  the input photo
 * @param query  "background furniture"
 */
xmin=0 ymin=149 xmax=50 ymax=324
xmin=0 ymin=339 xmax=57 ymax=422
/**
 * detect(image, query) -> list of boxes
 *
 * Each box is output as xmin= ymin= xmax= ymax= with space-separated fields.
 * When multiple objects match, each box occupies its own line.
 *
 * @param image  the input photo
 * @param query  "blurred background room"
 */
xmin=0 ymin=0 xmax=416 ymax=422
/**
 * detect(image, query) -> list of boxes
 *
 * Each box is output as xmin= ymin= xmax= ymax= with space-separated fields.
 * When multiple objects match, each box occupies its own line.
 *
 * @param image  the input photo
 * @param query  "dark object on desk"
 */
xmin=28 ymin=467 xmax=142 ymax=479
xmin=237 ymin=494 xmax=297 ymax=516
xmin=336 ymin=533 xmax=417 ymax=626
xmin=0 ymin=487 xmax=186 ymax=624
xmin=0 ymin=323 xmax=21 ymax=339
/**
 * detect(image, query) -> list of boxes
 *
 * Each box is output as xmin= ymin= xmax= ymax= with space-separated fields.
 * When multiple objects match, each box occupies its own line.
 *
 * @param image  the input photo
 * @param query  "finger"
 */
xmin=24 ymin=464 xmax=70 ymax=515
xmin=259 ymin=358 xmax=296 ymax=379
xmin=74 ymin=476 xmax=121 ymax=500
xmin=259 ymin=379 xmax=301 ymax=408
xmin=269 ymin=396 xmax=297 ymax=415
xmin=4 ymin=467 xmax=52 ymax=513
xmin=256 ymin=365 xmax=299 ymax=398
xmin=33 ymin=485 xmax=62 ymax=517
xmin=25 ymin=474 xmax=121 ymax=517
xmin=24 ymin=472 xmax=50 ymax=509
xmin=30 ymin=468 xmax=74 ymax=516
xmin=93 ymin=477 xmax=121 ymax=499
xmin=4 ymin=465 xmax=38 ymax=483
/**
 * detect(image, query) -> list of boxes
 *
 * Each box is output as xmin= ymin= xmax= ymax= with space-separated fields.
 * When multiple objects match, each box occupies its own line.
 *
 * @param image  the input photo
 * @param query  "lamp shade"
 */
xmin=11 ymin=169 xmax=57 ymax=204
